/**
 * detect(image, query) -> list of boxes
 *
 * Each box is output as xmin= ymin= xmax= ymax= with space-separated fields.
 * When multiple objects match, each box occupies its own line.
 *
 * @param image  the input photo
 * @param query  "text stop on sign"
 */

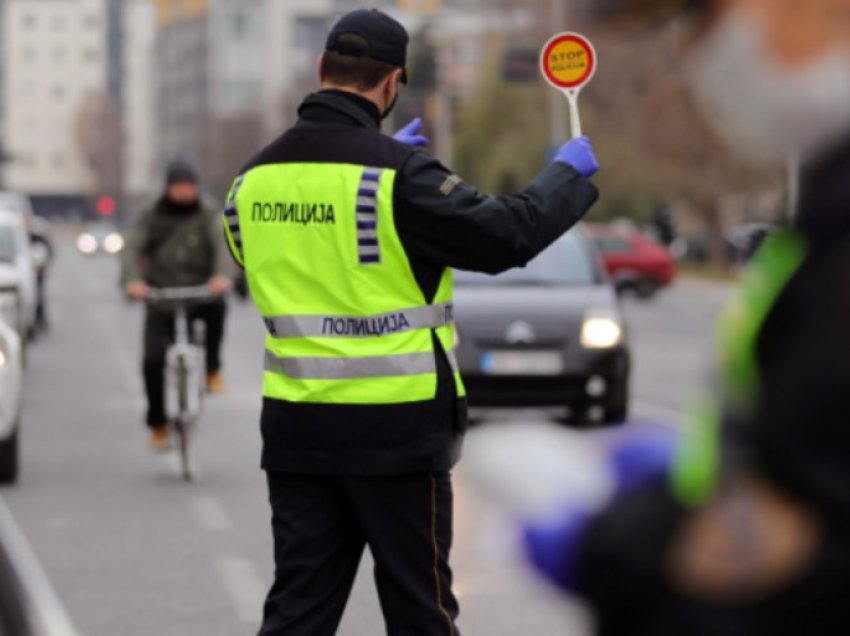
xmin=540 ymin=32 xmax=598 ymax=138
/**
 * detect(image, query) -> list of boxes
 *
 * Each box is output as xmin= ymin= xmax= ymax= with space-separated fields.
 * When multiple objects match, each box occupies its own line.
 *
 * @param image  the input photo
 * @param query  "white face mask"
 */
xmin=687 ymin=9 xmax=850 ymax=163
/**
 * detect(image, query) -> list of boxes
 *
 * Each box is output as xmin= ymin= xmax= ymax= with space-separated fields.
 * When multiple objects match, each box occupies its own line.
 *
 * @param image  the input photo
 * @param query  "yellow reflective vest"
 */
xmin=224 ymin=161 xmax=465 ymax=408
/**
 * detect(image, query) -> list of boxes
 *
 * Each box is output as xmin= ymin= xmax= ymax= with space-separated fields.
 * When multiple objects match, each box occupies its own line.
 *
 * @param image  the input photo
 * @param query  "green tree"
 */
xmin=453 ymin=60 xmax=551 ymax=194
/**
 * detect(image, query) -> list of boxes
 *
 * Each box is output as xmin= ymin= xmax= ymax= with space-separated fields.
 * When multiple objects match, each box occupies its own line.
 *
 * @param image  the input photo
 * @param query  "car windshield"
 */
xmin=0 ymin=226 xmax=15 ymax=263
xmin=455 ymin=232 xmax=597 ymax=287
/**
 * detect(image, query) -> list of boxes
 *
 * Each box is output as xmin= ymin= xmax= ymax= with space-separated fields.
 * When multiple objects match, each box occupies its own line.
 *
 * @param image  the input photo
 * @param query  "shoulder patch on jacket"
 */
xmin=439 ymin=175 xmax=463 ymax=196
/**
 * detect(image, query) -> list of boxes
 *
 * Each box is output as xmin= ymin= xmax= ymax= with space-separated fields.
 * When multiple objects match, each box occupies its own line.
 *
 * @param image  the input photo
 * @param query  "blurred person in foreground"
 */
xmin=221 ymin=8 xmax=600 ymax=634
xmin=523 ymin=1 xmax=850 ymax=634
xmin=121 ymin=160 xmax=232 ymax=450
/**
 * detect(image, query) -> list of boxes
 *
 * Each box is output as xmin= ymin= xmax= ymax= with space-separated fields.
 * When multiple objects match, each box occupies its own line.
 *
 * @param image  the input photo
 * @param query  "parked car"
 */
xmin=0 ymin=291 xmax=22 ymax=483
xmin=454 ymin=229 xmax=630 ymax=424
xmin=75 ymin=223 xmax=124 ymax=256
xmin=0 ymin=210 xmax=37 ymax=338
xmin=0 ymin=192 xmax=34 ymax=219
xmin=586 ymin=224 xmax=676 ymax=299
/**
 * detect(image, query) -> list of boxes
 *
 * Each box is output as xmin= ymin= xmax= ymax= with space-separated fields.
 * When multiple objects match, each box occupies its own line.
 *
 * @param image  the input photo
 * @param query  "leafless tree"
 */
xmin=76 ymin=92 xmax=125 ymax=199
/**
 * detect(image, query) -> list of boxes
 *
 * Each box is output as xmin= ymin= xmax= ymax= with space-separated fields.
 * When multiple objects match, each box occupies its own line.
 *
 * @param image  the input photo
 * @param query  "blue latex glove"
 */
xmin=523 ymin=508 xmax=595 ymax=594
xmin=393 ymin=117 xmax=430 ymax=147
xmin=553 ymin=136 xmax=599 ymax=178
xmin=607 ymin=429 xmax=677 ymax=497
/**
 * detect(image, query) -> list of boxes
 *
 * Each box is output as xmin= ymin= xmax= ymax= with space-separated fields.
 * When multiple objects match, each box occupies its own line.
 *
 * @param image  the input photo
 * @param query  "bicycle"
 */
xmin=145 ymin=285 xmax=212 ymax=481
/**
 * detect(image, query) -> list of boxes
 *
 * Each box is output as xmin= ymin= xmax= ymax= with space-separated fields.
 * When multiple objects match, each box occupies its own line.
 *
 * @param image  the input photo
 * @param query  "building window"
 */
xmin=21 ymin=13 xmax=36 ymax=29
xmin=51 ymin=85 xmax=66 ymax=101
xmin=226 ymin=9 xmax=262 ymax=38
xmin=83 ymin=14 xmax=99 ymax=29
xmin=53 ymin=154 xmax=66 ymax=169
xmin=83 ymin=49 xmax=100 ymax=64
xmin=21 ymin=47 xmax=36 ymax=64
xmin=221 ymin=79 xmax=263 ymax=112
xmin=52 ymin=48 xmax=66 ymax=64
xmin=229 ymin=12 xmax=247 ymax=36
xmin=52 ymin=15 xmax=66 ymax=32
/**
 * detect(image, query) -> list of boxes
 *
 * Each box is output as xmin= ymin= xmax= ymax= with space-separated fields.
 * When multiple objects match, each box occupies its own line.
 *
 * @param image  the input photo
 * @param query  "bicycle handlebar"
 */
xmin=145 ymin=285 xmax=215 ymax=303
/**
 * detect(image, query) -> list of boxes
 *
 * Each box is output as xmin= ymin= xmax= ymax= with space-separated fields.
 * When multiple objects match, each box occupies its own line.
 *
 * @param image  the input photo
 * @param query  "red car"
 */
xmin=586 ymin=225 xmax=676 ymax=299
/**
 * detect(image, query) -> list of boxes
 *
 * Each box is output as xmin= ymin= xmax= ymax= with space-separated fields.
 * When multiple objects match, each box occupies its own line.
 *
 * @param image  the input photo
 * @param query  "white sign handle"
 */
xmin=564 ymin=90 xmax=583 ymax=139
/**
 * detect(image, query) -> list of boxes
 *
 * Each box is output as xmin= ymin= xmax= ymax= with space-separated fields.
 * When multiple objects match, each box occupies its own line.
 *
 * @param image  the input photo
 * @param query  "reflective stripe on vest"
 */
xmin=263 ymin=302 xmax=453 ymax=339
xmin=223 ymin=174 xmax=245 ymax=264
xmin=671 ymin=230 xmax=807 ymax=506
xmin=357 ymin=168 xmax=383 ymax=265
xmin=264 ymin=346 xmax=460 ymax=380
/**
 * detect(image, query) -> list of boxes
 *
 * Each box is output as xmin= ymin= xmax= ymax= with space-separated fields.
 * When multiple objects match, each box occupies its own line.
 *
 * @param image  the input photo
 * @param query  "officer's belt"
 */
xmin=264 ymin=347 xmax=459 ymax=380
xmin=262 ymin=302 xmax=453 ymax=339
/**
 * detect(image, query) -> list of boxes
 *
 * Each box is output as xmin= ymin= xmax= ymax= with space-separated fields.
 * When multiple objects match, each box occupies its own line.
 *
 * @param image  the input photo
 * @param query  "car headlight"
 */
xmin=581 ymin=310 xmax=623 ymax=349
xmin=0 ymin=348 xmax=5 ymax=367
xmin=76 ymin=234 xmax=98 ymax=255
xmin=103 ymin=233 xmax=124 ymax=254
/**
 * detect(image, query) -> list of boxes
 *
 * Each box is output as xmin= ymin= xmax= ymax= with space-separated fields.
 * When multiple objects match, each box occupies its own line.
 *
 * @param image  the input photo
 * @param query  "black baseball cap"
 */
xmin=325 ymin=9 xmax=409 ymax=84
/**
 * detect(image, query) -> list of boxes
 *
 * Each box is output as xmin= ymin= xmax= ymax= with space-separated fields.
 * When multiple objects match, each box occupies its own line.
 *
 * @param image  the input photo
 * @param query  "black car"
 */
xmin=454 ymin=229 xmax=630 ymax=424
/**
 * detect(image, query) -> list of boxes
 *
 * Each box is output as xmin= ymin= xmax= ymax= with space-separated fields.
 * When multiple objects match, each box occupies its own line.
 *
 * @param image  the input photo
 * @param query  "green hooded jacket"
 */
xmin=120 ymin=196 xmax=232 ymax=288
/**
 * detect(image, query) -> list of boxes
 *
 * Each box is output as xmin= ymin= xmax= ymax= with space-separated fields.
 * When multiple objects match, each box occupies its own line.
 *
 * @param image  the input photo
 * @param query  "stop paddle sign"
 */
xmin=541 ymin=32 xmax=598 ymax=139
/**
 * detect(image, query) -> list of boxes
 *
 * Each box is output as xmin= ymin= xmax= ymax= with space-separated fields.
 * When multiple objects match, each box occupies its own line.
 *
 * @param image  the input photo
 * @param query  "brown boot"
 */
xmin=206 ymin=372 xmax=227 ymax=394
xmin=149 ymin=426 xmax=171 ymax=452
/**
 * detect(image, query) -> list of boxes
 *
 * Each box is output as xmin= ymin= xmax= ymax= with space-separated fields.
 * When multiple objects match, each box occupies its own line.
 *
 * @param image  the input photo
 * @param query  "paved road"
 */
xmin=2 ymin=240 xmax=729 ymax=636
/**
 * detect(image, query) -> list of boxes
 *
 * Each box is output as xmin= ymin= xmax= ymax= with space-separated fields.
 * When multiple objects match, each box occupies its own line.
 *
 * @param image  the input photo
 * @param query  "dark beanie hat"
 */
xmin=165 ymin=159 xmax=199 ymax=186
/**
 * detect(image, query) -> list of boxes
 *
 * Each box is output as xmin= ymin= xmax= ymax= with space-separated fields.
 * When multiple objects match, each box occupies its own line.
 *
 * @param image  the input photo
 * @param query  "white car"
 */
xmin=0 ymin=210 xmax=36 ymax=339
xmin=0 ymin=193 xmax=34 ymax=219
xmin=0 ymin=293 xmax=22 ymax=483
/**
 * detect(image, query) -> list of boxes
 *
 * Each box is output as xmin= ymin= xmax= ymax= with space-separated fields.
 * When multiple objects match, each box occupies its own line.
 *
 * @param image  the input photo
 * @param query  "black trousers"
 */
xmin=259 ymin=471 xmax=460 ymax=636
xmin=141 ymin=300 xmax=226 ymax=427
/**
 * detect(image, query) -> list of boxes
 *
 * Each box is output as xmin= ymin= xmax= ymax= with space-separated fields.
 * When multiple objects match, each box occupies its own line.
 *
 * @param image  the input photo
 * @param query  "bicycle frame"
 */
xmin=146 ymin=285 xmax=212 ymax=480
xmin=163 ymin=303 xmax=204 ymax=425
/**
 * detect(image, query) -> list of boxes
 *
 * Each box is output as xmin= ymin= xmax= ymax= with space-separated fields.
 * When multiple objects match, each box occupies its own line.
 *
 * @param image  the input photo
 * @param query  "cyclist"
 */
xmin=121 ymin=159 xmax=232 ymax=450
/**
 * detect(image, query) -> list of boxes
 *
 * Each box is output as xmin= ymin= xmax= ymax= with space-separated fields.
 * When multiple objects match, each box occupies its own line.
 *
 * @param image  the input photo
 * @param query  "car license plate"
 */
xmin=480 ymin=351 xmax=564 ymax=375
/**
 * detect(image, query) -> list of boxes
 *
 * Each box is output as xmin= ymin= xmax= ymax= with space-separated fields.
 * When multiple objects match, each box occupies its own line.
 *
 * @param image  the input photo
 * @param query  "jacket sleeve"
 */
xmin=393 ymin=151 xmax=599 ymax=274
xmin=119 ymin=205 xmax=154 ymax=286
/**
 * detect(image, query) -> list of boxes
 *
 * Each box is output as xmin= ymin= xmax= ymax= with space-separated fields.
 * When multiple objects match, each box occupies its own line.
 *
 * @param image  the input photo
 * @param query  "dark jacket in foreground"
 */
xmin=239 ymin=90 xmax=599 ymax=475
xmin=578 ymin=138 xmax=850 ymax=636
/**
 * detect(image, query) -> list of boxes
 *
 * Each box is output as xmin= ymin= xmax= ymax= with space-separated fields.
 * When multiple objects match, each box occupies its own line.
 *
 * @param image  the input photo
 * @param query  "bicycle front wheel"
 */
xmin=175 ymin=360 xmax=193 ymax=481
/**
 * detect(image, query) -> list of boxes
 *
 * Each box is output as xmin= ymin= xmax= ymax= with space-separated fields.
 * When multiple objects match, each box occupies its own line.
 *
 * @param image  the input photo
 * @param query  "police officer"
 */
xmin=522 ymin=1 xmax=850 ymax=634
xmin=223 ymin=9 xmax=600 ymax=635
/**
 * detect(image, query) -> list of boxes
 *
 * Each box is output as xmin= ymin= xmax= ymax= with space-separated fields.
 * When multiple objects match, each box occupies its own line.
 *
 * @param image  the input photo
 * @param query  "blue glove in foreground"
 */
xmin=523 ymin=508 xmax=595 ymax=594
xmin=554 ymin=136 xmax=599 ymax=178
xmin=607 ymin=428 xmax=677 ymax=497
xmin=393 ymin=117 xmax=430 ymax=147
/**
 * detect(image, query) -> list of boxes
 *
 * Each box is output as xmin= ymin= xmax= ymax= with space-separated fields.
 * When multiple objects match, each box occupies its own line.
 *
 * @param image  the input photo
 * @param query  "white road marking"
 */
xmin=215 ymin=556 xmax=267 ymax=623
xmin=192 ymin=496 xmax=234 ymax=533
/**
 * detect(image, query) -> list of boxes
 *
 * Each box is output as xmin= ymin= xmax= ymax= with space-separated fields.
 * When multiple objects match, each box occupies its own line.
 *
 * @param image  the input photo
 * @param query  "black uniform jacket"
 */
xmin=577 ymin=138 xmax=850 ymax=635
xmin=240 ymin=90 xmax=599 ymax=475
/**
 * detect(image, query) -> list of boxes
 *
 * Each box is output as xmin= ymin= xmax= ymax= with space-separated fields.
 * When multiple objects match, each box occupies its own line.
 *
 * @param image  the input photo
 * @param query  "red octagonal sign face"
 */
xmin=541 ymin=33 xmax=597 ymax=91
